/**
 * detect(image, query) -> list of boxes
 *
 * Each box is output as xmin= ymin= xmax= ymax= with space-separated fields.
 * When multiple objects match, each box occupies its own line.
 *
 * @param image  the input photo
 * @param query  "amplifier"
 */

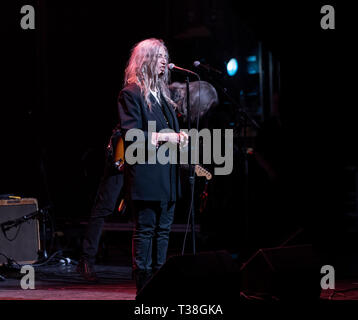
xmin=0 ymin=198 xmax=41 ymax=265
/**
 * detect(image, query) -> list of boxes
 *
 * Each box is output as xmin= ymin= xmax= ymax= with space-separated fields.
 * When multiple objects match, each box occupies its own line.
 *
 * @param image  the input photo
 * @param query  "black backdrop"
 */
xmin=1 ymin=1 xmax=356 ymax=255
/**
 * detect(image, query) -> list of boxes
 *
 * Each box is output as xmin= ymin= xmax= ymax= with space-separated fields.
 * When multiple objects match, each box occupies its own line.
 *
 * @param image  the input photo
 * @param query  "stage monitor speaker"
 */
xmin=240 ymin=244 xmax=321 ymax=301
xmin=136 ymin=250 xmax=241 ymax=303
xmin=0 ymin=198 xmax=40 ymax=265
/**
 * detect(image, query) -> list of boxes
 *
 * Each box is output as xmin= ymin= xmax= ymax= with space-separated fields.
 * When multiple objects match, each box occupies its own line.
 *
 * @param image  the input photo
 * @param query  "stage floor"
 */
xmin=0 ymin=264 xmax=136 ymax=300
xmin=1 ymin=263 xmax=358 ymax=301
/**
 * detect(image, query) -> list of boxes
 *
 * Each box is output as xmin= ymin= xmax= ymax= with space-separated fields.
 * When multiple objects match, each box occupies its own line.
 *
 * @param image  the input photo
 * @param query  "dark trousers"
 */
xmin=131 ymin=200 xmax=175 ymax=273
xmin=82 ymin=167 xmax=124 ymax=265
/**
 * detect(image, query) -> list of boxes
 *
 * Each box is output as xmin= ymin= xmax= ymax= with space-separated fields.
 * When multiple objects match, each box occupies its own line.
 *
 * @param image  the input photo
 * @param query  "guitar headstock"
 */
xmin=195 ymin=165 xmax=212 ymax=180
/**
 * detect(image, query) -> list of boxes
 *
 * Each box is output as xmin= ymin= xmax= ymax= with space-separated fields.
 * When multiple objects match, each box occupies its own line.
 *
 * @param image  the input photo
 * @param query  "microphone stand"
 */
xmin=186 ymin=75 xmax=196 ymax=255
xmin=36 ymin=206 xmax=49 ymax=262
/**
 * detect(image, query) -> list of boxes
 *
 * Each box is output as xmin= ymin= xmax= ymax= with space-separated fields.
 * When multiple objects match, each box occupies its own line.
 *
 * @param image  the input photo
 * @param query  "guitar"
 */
xmin=109 ymin=129 xmax=213 ymax=214
xmin=117 ymin=163 xmax=212 ymax=214
xmin=113 ymin=136 xmax=213 ymax=181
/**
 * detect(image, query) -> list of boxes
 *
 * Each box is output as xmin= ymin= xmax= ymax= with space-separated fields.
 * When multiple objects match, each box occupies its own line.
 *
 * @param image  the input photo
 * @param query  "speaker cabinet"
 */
xmin=0 ymin=198 xmax=40 ymax=264
xmin=136 ymin=250 xmax=241 ymax=303
xmin=240 ymin=245 xmax=321 ymax=301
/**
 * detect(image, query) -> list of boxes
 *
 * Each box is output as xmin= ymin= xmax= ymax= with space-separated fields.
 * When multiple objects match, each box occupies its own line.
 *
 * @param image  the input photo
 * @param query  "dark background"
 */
xmin=1 ymin=1 xmax=357 ymax=269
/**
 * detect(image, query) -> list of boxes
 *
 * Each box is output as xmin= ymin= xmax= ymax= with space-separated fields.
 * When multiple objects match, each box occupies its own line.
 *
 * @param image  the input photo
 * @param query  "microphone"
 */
xmin=168 ymin=63 xmax=199 ymax=78
xmin=0 ymin=207 xmax=47 ymax=234
xmin=193 ymin=61 xmax=222 ymax=75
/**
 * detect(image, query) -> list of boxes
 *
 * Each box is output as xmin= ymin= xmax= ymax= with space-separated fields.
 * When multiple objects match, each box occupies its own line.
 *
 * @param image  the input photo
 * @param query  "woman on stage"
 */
xmin=118 ymin=38 xmax=188 ymax=293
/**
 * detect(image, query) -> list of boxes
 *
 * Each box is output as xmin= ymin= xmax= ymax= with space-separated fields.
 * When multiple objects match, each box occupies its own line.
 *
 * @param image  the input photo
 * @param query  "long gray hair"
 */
xmin=124 ymin=38 xmax=176 ymax=109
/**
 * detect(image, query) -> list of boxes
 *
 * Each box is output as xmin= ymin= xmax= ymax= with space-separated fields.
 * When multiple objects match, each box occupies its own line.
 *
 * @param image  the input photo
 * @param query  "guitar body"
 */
xmin=114 ymin=136 xmax=125 ymax=171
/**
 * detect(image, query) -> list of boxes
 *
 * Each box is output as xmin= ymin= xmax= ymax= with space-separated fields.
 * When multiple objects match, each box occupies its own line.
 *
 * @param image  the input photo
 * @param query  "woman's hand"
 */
xmin=154 ymin=131 xmax=189 ymax=147
xmin=156 ymin=132 xmax=180 ymax=144
xmin=179 ymin=131 xmax=189 ymax=148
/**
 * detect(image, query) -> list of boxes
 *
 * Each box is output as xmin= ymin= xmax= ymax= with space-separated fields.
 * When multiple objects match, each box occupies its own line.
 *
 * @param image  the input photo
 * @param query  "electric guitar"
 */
xmin=113 ymin=136 xmax=212 ymax=181
xmin=117 ymin=163 xmax=212 ymax=214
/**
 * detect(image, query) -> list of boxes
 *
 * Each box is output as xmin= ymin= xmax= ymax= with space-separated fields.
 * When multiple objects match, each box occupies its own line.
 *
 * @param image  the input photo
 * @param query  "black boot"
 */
xmin=134 ymin=269 xmax=152 ymax=293
xmin=76 ymin=258 xmax=99 ymax=282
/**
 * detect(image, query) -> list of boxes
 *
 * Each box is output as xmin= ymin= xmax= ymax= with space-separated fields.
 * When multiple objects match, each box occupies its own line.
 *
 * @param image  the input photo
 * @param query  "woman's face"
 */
xmin=156 ymin=46 xmax=168 ymax=76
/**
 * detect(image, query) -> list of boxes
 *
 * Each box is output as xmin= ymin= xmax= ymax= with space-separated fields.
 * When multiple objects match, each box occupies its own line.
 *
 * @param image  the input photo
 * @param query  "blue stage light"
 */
xmin=246 ymin=55 xmax=258 ymax=74
xmin=227 ymin=58 xmax=238 ymax=76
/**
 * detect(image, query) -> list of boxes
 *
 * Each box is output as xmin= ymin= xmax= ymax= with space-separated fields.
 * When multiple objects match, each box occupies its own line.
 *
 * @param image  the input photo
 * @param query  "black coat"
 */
xmin=118 ymin=83 xmax=181 ymax=202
